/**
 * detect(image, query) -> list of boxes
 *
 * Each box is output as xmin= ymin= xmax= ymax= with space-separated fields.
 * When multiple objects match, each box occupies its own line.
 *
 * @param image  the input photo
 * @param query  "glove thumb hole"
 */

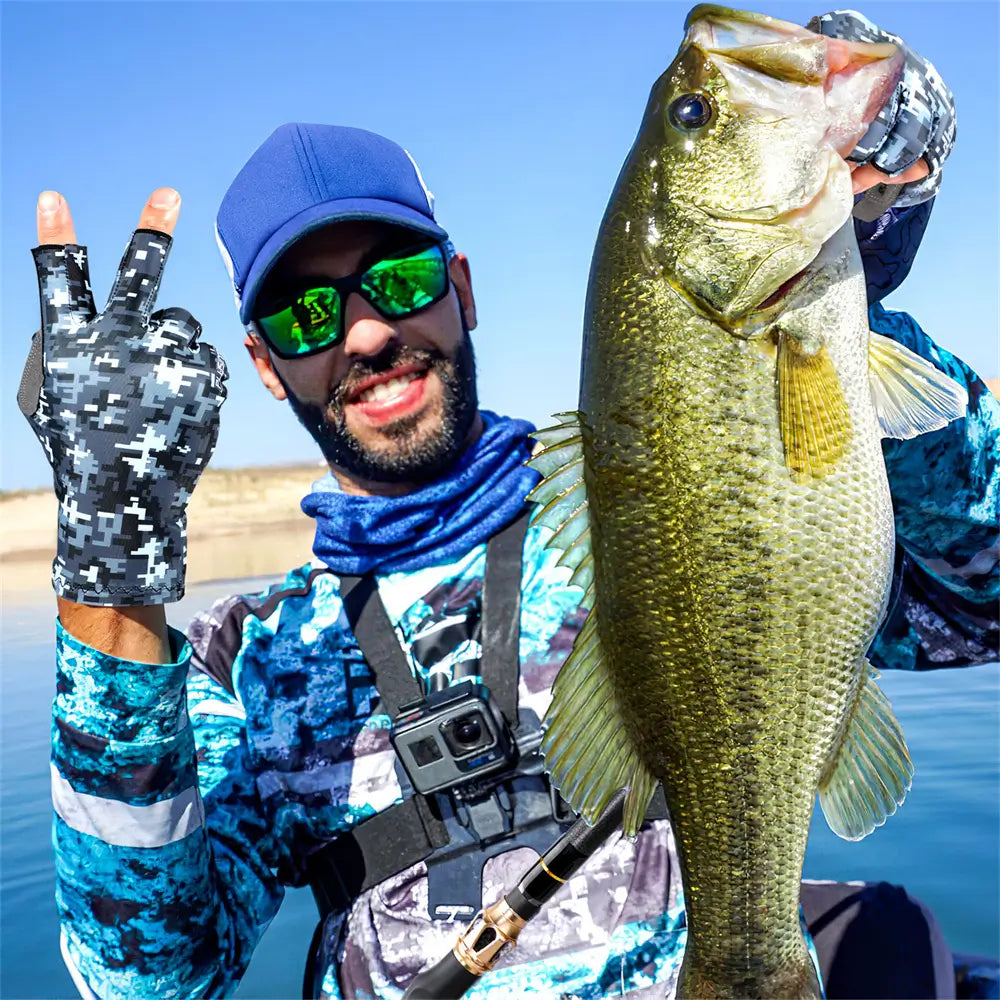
xmin=149 ymin=306 xmax=202 ymax=348
xmin=17 ymin=330 xmax=44 ymax=418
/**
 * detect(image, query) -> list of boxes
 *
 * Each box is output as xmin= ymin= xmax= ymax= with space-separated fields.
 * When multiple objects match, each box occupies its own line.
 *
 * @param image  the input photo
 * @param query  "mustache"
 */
xmin=331 ymin=345 xmax=446 ymax=408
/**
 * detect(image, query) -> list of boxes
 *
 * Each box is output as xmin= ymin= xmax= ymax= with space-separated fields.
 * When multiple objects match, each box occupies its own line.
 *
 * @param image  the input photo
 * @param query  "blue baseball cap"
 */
xmin=216 ymin=124 xmax=449 ymax=323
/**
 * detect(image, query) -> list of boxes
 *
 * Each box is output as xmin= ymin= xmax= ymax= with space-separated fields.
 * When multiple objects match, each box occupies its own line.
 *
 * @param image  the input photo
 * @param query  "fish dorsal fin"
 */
xmin=818 ymin=662 xmax=913 ymax=841
xmin=777 ymin=334 xmax=852 ymax=478
xmin=526 ymin=412 xmax=656 ymax=836
xmin=868 ymin=332 xmax=968 ymax=439
xmin=526 ymin=411 xmax=596 ymax=607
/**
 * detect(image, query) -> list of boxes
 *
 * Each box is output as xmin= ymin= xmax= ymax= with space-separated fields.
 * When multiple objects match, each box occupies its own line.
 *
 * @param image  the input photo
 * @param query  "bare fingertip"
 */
xmin=38 ymin=191 xmax=62 ymax=217
xmin=150 ymin=188 xmax=180 ymax=210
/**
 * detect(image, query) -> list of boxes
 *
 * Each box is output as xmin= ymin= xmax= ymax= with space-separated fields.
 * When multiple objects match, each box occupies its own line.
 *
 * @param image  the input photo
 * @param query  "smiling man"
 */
xmin=24 ymin=12 xmax=999 ymax=1000
xmin=246 ymin=218 xmax=482 ymax=492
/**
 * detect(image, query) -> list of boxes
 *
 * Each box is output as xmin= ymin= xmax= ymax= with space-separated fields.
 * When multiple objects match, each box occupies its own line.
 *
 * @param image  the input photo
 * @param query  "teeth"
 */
xmin=358 ymin=372 xmax=419 ymax=404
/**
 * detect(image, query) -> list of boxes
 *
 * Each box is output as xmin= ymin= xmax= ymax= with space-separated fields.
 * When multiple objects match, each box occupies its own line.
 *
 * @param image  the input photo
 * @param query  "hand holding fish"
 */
xmin=813 ymin=8 xmax=956 ymax=204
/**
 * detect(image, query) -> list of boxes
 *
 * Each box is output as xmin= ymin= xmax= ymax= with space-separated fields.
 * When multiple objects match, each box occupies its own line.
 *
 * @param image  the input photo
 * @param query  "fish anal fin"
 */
xmin=778 ymin=334 xmax=851 ymax=479
xmin=868 ymin=332 xmax=968 ymax=439
xmin=818 ymin=661 xmax=913 ymax=841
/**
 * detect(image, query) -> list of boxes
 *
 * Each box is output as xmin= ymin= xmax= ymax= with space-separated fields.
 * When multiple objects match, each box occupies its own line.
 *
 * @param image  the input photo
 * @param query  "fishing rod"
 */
xmin=402 ymin=788 xmax=627 ymax=1000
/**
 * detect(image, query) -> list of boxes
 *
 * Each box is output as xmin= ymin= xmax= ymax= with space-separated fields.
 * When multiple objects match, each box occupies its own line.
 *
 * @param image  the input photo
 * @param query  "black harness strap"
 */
xmin=306 ymin=795 xmax=447 ymax=913
xmin=480 ymin=509 xmax=528 ymax=724
xmin=337 ymin=510 xmax=529 ymax=721
xmin=337 ymin=572 xmax=415 ymax=718
xmin=305 ymin=511 xmax=531 ymax=914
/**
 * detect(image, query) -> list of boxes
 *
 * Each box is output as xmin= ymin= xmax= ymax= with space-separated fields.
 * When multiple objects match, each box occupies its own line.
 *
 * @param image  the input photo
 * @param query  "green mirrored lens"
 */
xmin=258 ymin=287 xmax=342 ymax=356
xmin=362 ymin=245 xmax=447 ymax=315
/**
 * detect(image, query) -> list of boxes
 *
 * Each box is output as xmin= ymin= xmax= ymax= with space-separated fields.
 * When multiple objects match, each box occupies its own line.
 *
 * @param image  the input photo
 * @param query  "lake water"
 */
xmin=2 ymin=578 xmax=997 ymax=999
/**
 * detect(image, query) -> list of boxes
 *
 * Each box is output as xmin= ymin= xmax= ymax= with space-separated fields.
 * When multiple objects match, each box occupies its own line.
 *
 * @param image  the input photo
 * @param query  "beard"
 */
xmin=277 ymin=325 xmax=479 ymax=485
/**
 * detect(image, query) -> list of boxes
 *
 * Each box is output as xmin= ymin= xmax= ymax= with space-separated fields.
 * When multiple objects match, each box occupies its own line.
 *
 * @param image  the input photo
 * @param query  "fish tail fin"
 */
xmin=818 ymin=660 xmax=913 ymax=841
xmin=868 ymin=332 xmax=968 ymax=439
xmin=527 ymin=412 xmax=657 ymax=837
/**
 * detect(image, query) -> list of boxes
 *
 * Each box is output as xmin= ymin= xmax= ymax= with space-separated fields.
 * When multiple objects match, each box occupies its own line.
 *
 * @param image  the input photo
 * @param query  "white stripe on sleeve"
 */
xmin=51 ymin=763 xmax=204 ymax=848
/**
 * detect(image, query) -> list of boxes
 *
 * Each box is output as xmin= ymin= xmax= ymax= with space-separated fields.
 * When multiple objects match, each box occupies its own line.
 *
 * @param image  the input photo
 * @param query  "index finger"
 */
xmin=137 ymin=187 xmax=181 ymax=237
xmin=105 ymin=190 xmax=182 ymax=321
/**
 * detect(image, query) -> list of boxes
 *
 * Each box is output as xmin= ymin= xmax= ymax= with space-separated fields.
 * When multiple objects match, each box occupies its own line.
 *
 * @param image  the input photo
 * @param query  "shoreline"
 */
xmin=1 ymin=464 xmax=323 ymax=605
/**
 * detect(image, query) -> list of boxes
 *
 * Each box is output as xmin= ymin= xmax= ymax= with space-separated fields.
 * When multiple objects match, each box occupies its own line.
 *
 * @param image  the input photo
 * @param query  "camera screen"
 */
xmin=410 ymin=736 xmax=444 ymax=768
xmin=441 ymin=711 xmax=496 ymax=758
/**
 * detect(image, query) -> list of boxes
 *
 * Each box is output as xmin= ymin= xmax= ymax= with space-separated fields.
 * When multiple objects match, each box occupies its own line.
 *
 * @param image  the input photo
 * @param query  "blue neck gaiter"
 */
xmin=301 ymin=411 xmax=540 ymax=576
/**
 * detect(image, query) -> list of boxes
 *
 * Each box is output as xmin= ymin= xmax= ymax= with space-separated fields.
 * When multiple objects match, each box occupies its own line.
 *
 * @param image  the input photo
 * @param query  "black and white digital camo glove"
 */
xmin=18 ymin=229 xmax=228 ymax=606
xmin=809 ymin=10 xmax=957 ymax=213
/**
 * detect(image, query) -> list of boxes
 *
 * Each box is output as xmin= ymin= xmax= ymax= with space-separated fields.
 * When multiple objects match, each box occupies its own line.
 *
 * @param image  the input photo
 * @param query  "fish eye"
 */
xmin=668 ymin=93 xmax=714 ymax=131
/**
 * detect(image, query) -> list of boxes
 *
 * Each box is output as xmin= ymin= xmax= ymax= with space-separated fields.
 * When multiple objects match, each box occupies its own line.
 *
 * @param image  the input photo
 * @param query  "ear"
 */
xmin=244 ymin=328 xmax=287 ymax=401
xmin=449 ymin=254 xmax=477 ymax=331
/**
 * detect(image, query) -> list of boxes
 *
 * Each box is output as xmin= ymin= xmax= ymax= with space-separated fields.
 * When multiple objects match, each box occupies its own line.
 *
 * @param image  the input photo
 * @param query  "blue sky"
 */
xmin=2 ymin=1 xmax=996 ymax=490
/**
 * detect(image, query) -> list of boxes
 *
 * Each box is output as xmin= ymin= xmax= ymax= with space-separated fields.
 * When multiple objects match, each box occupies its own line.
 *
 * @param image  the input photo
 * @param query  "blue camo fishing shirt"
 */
xmin=51 ymin=206 xmax=999 ymax=999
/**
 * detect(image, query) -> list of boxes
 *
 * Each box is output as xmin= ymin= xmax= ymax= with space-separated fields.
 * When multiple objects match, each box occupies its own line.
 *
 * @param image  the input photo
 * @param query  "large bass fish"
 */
xmin=528 ymin=6 xmax=967 ymax=998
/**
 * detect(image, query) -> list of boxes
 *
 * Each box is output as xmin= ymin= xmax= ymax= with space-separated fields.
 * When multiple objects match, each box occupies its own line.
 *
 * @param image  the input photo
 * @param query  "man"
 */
xmin=20 ymin=11 xmax=997 ymax=1000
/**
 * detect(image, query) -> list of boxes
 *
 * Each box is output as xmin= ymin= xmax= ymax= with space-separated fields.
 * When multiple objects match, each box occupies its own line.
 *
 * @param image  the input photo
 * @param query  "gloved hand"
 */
xmin=809 ymin=10 xmax=956 ymax=213
xmin=19 ymin=209 xmax=228 ymax=606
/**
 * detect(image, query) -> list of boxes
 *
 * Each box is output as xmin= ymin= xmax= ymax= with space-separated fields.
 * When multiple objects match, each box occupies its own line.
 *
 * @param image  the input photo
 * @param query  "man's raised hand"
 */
xmin=20 ymin=190 xmax=228 ymax=607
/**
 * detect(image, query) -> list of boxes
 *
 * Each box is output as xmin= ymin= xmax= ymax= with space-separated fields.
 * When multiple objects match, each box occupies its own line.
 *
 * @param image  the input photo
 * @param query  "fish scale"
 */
xmin=528 ymin=6 xmax=967 ymax=998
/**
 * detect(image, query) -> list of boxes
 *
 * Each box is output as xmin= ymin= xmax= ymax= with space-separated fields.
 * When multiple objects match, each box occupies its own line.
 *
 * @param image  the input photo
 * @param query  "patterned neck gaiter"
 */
xmin=301 ymin=410 xmax=540 ymax=576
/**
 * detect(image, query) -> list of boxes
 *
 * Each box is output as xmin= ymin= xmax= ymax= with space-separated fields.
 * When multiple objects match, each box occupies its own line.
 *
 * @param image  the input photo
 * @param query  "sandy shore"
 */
xmin=1 ymin=464 xmax=324 ymax=605
xmin=4 ymin=377 xmax=997 ymax=605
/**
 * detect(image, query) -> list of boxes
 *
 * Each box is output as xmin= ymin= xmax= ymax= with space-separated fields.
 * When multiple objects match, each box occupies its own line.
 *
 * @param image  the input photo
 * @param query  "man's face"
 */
xmin=249 ymin=221 xmax=480 ymax=491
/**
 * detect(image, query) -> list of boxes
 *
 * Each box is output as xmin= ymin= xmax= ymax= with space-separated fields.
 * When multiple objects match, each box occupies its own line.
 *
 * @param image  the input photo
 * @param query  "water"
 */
xmin=2 ymin=579 xmax=997 ymax=999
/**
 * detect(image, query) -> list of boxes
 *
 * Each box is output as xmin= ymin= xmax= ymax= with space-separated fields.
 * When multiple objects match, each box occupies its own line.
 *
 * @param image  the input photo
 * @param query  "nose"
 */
xmin=341 ymin=291 xmax=397 ymax=357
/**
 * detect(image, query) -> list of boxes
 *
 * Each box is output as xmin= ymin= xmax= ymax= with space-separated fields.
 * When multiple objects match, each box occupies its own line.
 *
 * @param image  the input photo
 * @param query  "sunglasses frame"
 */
xmin=252 ymin=240 xmax=452 ymax=360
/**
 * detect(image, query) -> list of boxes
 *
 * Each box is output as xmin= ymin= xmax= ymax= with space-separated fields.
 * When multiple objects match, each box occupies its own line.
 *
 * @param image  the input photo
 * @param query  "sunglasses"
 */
xmin=254 ymin=241 xmax=451 ymax=359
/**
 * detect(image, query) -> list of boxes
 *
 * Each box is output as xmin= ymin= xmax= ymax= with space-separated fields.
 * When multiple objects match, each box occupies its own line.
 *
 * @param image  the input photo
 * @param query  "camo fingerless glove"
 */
xmin=18 ymin=229 xmax=228 ymax=606
xmin=810 ymin=9 xmax=957 ymax=212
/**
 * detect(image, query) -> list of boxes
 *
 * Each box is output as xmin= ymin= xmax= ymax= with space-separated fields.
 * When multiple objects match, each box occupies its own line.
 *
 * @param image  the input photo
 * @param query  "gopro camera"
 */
xmin=391 ymin=680 xmax=517 ymax=795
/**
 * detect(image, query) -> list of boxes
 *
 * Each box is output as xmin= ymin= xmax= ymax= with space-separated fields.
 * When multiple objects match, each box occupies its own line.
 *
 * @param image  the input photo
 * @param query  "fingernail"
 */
xmin=151 ymin=188 xmax=180 ymax=209
xmin=38 ymin=191 xmax=61 ymax=217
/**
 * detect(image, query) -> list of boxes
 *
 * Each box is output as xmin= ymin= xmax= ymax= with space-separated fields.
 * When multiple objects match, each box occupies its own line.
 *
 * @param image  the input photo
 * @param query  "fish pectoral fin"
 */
xmin=777 ymin=334 xmax=852 ymax=478
xmin=868 ymin=332 xmax=969 ymax=439
xmin=526 ymin=411 xmax=596 ymax=605
xmin=818 ymin=661 xmax=913 ymax=841
xmin=541 ymin=611 xmax=658 ymax=838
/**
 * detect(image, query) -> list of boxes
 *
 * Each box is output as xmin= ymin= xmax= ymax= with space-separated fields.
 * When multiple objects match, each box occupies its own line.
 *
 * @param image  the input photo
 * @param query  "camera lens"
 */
xmin=454 ymin=717 xmax=482 ymax=746
xmin=441 ymin=711 xmax=495 ymax=757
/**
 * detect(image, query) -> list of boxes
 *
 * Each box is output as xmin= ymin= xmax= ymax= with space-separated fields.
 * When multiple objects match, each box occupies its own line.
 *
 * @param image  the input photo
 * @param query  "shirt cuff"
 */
xmin=54 ymin=619 xmax=192 ymax=744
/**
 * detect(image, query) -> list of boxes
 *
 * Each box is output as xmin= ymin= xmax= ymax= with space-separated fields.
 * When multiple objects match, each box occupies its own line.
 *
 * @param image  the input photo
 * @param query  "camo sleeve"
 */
xmin=52 ymin=621 xmax=284 ymax=998
xmin=868 ymin=302 xmax=999 ymax=671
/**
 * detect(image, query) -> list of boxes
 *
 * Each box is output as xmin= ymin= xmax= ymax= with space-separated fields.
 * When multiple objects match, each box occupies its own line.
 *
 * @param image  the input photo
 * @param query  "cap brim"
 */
xmin=239 ymin=197 xmax=449 ymax=322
